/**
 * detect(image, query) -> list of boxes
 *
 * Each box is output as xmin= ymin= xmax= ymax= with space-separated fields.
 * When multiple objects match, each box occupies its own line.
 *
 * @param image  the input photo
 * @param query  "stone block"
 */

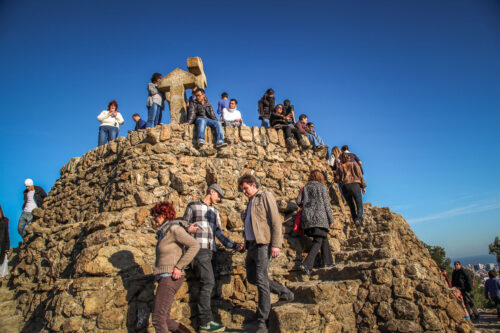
xmin=239 ymin=126 xmax=252 ymax=142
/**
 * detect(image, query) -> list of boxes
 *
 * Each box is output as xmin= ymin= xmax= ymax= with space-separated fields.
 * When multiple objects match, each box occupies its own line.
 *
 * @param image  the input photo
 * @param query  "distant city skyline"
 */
xmin=1 ymin=0 xmax=499 ymax=257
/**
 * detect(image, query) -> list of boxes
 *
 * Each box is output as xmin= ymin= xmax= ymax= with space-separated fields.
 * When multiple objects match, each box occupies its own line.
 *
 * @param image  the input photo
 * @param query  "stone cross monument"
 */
xmin=158 ymin=57 xmax=207 ymax=124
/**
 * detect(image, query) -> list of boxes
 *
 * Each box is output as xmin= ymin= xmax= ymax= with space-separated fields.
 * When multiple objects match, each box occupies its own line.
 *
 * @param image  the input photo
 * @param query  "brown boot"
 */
xmin=175 ymin=323 xmax=193 ymax=333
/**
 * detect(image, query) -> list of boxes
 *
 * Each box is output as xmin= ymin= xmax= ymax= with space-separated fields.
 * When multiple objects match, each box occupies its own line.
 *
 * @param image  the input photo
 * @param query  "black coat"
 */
xmin=187 ymin=100 xmax=217 ymax=124
xmin=0 ymin=218 xmax=9 ymax=265
xmin=270 ymin=112 xmax=288 ymax=128
xmin=258 ymin=95 xmax=275 ymax=120
xmin=23 ymin=186 xmax=47 ymax=210
xmin=452 ymin=268 xmax=473 ymax=292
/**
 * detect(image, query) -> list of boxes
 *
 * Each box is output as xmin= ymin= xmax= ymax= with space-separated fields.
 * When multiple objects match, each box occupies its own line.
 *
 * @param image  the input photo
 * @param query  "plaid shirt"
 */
xmin=183 ymin=200 xmax=235 ymax=251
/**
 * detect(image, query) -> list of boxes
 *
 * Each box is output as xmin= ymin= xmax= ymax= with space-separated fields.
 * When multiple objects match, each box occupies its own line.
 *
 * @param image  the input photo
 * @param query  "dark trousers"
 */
xmin=283 ymin=126 xmax=302 ymax=142
xmin=193 ymin=249 xmax=216 ymax=325
xmin=152 ymin=276 xmax=184 ymax=333
xmin=246 ymin=242 xmax=290 ymax=325
xmin=461 ymin=290 xmax=479 ymax=318
xmin=494 ymin=297 xmax=500 ymax=316
xmin=303 ymin=228 xmax=333 ymax=270
xmin=342 ymin=183 xmax=363 ymax=221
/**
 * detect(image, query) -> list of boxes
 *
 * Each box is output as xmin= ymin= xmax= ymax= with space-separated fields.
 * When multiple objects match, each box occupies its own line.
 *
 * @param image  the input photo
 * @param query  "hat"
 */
xmin=208 ymin=184 xmax=225 ymax=198
xmin=24 ymin=178 xmax=34 ymax=187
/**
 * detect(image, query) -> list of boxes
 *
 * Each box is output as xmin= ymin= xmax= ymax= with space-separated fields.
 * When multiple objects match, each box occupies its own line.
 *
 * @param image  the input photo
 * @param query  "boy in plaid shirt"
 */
xmin=184 ymin=184 xmax=243 ymax=332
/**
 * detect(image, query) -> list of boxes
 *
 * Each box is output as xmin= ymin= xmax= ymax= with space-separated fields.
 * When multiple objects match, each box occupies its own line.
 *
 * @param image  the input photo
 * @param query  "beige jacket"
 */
xmin=243 ymin=190 xmax=283 ymax=249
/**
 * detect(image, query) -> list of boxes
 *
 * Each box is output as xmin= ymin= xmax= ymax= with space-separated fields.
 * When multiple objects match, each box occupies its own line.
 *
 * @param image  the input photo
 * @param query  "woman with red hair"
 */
xmin=151 ymin=201 xmax=199 ymax=333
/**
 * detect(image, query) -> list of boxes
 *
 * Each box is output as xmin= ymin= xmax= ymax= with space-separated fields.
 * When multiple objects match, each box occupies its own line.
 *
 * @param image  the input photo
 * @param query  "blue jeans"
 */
xmin=147 ymin=103 xmax=162 ymax=128
xmin=98 ymin=126 xmax=119 ymax=146
xmin=305 ymin=133 xmax=325 ymax=147
xmin=195 ymin=118 xmax=224 ymax=144
xmin=18 ymin=211 xmax=33 ymax=238
xmin=261 ymin=118 xmax=270 ymax=129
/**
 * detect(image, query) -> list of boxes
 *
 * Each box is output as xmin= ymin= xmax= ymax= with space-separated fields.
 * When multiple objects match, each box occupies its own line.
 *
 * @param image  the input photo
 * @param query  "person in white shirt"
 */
xmin=97 ymin=100 xmax=124 ymax=146
xmin=18 ymin=179 xmax=47 ymax=239
xmin=222 ymin=99 xmax=243 ymax=127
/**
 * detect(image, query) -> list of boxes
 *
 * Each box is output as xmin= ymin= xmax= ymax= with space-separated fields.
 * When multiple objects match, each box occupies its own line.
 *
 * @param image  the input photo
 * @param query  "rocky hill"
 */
xmin=2 ymin=124 xmax=473 ymax=332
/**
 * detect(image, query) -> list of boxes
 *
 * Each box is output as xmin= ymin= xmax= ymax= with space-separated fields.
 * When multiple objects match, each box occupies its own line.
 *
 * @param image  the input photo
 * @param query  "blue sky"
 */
xmin=1 ymin=0 xmax=499 ymax=258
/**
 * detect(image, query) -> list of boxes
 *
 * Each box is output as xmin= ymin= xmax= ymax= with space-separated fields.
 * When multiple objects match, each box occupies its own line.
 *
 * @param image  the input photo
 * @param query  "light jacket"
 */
xmin=147 ymin=82 xmax=164 ymax=108
xmin=97 ymin=111 xmax=124 ymax=129
xmin=242 ymin=190 xmax=283 ymax=249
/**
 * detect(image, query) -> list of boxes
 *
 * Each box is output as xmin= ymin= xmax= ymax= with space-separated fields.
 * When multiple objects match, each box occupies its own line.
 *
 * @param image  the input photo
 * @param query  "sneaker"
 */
xmin=299 ymin=264 xmax=311 ymax=276
xmin=215 ymin=141 xmax=227 ymax=148
xmin=198 ymin=140 xmax=205 ymax=147
xmin=199 ymin=321 xmax=225 ymax=332
xmin=256 ymin=325 xmax=268 ymax=333
xmin=278 ymin=290 xmax=294 ymax=302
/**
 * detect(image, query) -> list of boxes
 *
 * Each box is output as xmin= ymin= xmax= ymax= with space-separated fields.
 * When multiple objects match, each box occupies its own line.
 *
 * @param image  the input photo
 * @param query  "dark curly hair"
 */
xmin=107 ymin=100 xmax=118 ymax=111
xmin=150 ymin=201 xmax=176 ymax=220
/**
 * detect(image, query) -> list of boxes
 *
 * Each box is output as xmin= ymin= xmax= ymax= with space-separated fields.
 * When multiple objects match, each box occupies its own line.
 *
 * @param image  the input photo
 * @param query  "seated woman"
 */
xmin=97 ymin=100 xmax=124 ymax=146
xmin=270 ymin=104 xmax=307 ymax=148
xmin=222 ymin=98 xmax=243 ymax=127
xmin=151 ymin=201 xmax=200 ymax=333
xmin=296 ymin=170 xmax=334 ymax=275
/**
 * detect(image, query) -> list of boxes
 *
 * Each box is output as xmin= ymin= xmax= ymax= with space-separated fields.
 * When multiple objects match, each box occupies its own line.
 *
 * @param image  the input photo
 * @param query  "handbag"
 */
xmin=293 ymin=187 xmax=305 ymax=235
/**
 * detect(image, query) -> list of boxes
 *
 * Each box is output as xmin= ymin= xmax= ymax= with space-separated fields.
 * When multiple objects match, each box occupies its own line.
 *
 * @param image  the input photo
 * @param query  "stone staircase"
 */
xmin=0 ymin=278 xmax=23 ymax=333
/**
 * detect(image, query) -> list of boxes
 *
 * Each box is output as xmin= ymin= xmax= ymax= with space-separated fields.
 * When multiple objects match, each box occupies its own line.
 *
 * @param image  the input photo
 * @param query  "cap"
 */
xmin=208 ymin=184 xmax=225 ymax=198
xmin=24 ymin=178 xmax=34 ymax=187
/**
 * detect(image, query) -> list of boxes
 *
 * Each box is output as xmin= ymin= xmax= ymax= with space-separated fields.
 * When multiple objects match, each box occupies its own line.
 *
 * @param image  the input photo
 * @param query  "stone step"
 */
xmin=0 ymin=314 xmax=23 ymax=333
xmin=286 ymin=279 xmax=362 ymax=304
xmin=0 ymin=299 xmax=18 ymax=317
xmin=334 ymin=247 xmax=392 ymax=264
xmin=341 ymin=232 xmax=392 ymax=251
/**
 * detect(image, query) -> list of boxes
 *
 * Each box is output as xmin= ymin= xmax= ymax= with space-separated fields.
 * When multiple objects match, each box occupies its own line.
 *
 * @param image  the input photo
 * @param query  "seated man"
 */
xmin=132 ymin=113 xmax=147 ymax=131
xmin=222 ymin=99 xmax=243 ymax=127
xmin=187 ymin=88 xmax=227 ymax=148
xmin=295 ymin=114 xmax=326 ymax=148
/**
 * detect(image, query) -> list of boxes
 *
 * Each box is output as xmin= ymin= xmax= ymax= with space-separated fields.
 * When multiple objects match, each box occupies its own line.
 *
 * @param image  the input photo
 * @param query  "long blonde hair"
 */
xmin=331 ymin=146 xmax=341 ymax=159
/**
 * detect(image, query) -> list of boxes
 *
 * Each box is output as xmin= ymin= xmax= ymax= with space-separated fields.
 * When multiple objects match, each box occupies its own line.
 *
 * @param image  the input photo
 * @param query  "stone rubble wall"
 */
xmin=6 ymin=124 xmax=473 ymax=333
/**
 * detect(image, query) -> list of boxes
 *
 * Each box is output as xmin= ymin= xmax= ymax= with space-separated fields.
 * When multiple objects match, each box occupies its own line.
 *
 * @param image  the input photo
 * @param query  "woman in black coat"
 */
xmin=0 ymin=204 xmax=10 ymax=276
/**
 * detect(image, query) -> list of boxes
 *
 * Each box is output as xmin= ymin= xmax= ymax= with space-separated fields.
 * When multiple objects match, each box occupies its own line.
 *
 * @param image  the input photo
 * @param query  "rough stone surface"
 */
xmin=2 ymin=123 xmax=473 ymax=332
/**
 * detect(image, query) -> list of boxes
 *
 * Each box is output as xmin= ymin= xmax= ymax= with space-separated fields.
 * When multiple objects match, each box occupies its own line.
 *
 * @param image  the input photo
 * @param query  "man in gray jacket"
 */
xmin=238 ymin=174 xmax=294 ymax=333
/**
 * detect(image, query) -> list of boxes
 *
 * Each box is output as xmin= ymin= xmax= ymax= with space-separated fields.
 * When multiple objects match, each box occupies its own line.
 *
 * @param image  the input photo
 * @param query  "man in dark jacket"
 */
xmin=452 ymin=261 xmax=479 ymax=320
xmin=187 ymin=88 xmax=227 ymax=148
xmin=258 ymin=88 xmax=275 ymax=129
xmin=18 ymin=178 xmax=47 ymax=239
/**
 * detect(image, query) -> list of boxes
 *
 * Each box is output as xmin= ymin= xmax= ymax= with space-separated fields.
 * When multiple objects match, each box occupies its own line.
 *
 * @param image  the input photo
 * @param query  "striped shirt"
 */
xmin=183 ymin=200 xmax=235 ymax=251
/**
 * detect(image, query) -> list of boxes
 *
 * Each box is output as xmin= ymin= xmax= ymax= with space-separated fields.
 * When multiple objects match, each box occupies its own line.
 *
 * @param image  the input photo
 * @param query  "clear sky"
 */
xmin=1 ymin=0 xmax=499 ymax=258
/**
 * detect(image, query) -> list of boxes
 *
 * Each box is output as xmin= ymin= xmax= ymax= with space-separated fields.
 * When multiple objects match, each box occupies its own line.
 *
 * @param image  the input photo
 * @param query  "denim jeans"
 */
xmin=195 ymin=118 xmax=224 ymax=144
xmin=147 ymin=103 xmax=162 ymax=128
xmin=304 ymin=133 xmax=325 ymax=147
xmin=192 ymin=249 xmax=216 ymax=325
xmin=261 ymin=118 xmax=271 ymax=129
xmin=98 ymin=126 xmax=118 ymax=146
xmin=342 ymin=183 xmax=363 ymax=221
xmin=18 ymin=211 xmax=33 ymax=238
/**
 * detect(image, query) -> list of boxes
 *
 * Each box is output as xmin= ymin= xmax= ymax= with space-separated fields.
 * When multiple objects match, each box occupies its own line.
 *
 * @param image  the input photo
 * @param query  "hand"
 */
xmin=329 ymin=223 xmax=334 ymax=228
xmin=187 ymin=224 xmax=199 ymax=234
xmin=362 ymin=188 xmax=366 ymax=195
xmin=271 ymin=247 xmax=280 ymax=258
xmin=235 ymin=243 xmax=244 ymax=251
xmin=171 ymin=267 xmax=182 ymax=280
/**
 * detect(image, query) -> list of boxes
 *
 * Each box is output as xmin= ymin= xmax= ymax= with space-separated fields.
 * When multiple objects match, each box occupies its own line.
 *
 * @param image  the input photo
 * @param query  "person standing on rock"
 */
xmin=336 ymin=153 xmax=366 ymax=225
xmin=187 ymin=88 xmax=228 ymax=149
xmin=0 ymin=205 xmax=10 ymax=278
xmin=97 ymin=100 xmax=124 ymax=146
xmin=297 ymin=170 xmax=334 ymax=275
xmin=452 ymin=261 xmax=479 ymax=320
xmin=484 ymin=270 xmax=500 ymax=319
xmin=184 ymin=184 xmax=243 ymax=333
xmin=270 ymin=105 xmax=307 ymax=149
xmin=151 ymin=201 xmax=199 ymax=333
xmin=217 ymin=92 xmax=229 ymax=119
xmin=238 ymin=174 xmax=294 ymax=333
xmin=146 ymin=72 xmax=165 ymax=128
xmin=18 ymin=179 xmax=47 ymax=239
xmin=258 ymin=88 xmax=275 ymax=129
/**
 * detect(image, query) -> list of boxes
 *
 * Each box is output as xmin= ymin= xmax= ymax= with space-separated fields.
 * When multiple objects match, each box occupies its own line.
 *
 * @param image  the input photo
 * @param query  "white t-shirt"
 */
xmin=24 ymin=190 xmax=37 ymax=212
xmin=222 ymin=108 xmax=242 ymax=122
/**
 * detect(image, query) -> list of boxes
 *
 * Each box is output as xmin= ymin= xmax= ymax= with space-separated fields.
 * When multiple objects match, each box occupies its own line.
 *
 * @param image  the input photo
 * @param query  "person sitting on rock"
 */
xmin=294 ymin=114 xmax=326 ymax=149
xmin=187 ymin=88 xmax=227 ymax=148
xmin=217 ymin=92 xmax=229 ymax=118
xmin=18 ymin=179 xmax=47 ymax=239
xmin=484 ymin=270 xmax=500 ymax=319
xmin=221 ymin=98 xmax=243 ymax=127
xmin=297 ymin=170 xmax=334 ymax=276
xmin=151 ymin=201 xmax=199 ymax=333
xmin=336 ymin=153 xmax=366 ymax=225
xmin=283 ymin=99 xmax=296 ymax=125
xmin=97 ymin=100 xmax=124 ymax=146
xmin=270 ymin=105 xmax=307 ymax=149
xmin=132 ymin=113 xmax=147 ymax=131
xmin=146 ymin=73 xmax=165 ymax=128
xmin=183 ymin=184 xmax=243 ymax=333
xmin=238 ymin=174 xmax=294 ymax=333
xmin=258 ymin=88 xmax=275 ymax=129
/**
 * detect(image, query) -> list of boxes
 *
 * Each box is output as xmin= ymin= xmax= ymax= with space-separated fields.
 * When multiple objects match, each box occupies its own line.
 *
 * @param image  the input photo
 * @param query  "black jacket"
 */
xmin=452 ymin=268 xmax=473 ymax=292
xmin=187 ymin=100 xmax=217 ymax=124
xmin=23 ymin=185 xmax=47 ymax=210
xmin=0 ymin=218 xmax=9 ymax=265
xmin=258 ymin=95 xmax=275 ymax=120
xmin=270 ymin=112 xmax=288 ymax=128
